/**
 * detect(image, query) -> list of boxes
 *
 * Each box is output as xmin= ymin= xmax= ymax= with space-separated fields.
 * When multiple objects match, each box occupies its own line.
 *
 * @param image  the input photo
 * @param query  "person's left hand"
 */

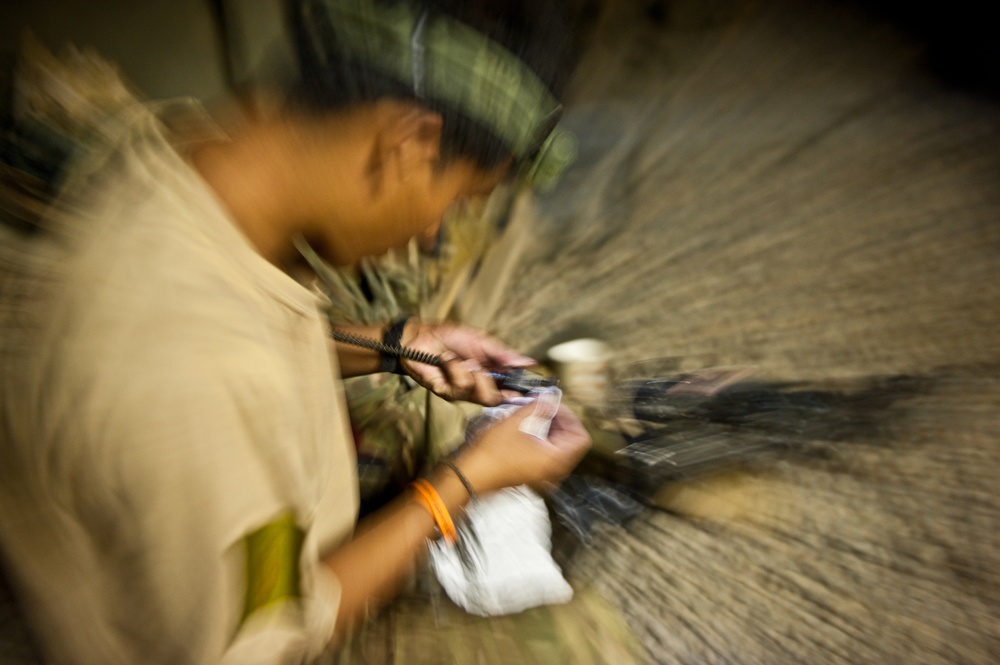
xmin=399 ymin=320 xmax=535 ymax=406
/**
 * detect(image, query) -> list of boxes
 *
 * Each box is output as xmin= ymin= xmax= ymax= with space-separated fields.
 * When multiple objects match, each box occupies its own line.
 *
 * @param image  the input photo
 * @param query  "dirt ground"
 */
xmin=460 ymin=0 xmax=1000 ymax=662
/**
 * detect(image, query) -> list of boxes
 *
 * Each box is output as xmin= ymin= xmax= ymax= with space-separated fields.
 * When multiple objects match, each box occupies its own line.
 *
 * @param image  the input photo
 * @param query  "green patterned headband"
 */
xmin=300 ymin=0 xmax=577 ymax=191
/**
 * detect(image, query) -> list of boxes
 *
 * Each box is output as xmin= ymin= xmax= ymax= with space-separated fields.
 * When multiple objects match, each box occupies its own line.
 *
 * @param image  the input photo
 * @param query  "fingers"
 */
xmin=421 ymin=352 xmax=468 ymax=400
xmin=437 ymin=352 xmax=468 ymax=398
xmin=475 ymin=335 xmax=536 ymax=369
xmin=471 ymin=401 xmax=592 ymax=490
xmin=470 ymin=369 xmax=505 ymax=406
xmin=452 ymin=357 xmax=506 ymax=406
xmin=501 ymin=401 xmax=588 ymax=450
xmin=539 ymin=405 xmax=592 ymax=475
xmin=416 ymin=352 xmax=504 ymax=405
xmin=548 ymin=405 xmax=589 ymax=445
xmin=516 ymin=389 xmax=562 ymax=440
xmin=438 ymin=324 xmax=535 ymax=369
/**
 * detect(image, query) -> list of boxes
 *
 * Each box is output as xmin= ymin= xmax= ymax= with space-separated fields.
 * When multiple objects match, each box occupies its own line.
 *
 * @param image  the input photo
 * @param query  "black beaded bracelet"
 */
xmin=378 ymin=315 xmax=411 ymax=374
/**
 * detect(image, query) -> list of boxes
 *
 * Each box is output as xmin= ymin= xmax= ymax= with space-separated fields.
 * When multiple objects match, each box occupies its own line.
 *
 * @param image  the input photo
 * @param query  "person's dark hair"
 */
xmin=286 ymin=0 xmax=575 ymax=170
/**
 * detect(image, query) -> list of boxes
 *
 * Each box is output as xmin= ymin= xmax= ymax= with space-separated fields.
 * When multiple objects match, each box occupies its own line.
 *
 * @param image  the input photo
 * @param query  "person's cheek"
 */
xmin=421 ymin=218 xmax=443 ymax=241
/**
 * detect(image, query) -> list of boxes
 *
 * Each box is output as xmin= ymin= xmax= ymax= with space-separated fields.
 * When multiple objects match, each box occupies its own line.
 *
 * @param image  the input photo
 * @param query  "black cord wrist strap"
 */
xmin=328 ymin=318 xmax=438 ymax=375
xmin=379 ymin=316 xmax=411 ymax=374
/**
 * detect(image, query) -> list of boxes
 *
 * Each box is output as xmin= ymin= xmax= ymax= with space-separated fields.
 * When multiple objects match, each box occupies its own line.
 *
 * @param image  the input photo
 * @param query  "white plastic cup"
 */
xmin=546 ymin=338 xmax=612 ymax=408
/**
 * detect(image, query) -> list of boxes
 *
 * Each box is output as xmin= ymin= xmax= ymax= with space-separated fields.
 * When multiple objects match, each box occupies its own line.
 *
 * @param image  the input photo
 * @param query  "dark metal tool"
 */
xmin=484 ymin=367 xmax=560 ymax=393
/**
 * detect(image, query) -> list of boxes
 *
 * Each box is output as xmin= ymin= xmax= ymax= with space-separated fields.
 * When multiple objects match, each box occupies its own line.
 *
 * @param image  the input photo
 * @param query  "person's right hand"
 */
xmin=454 ymin=402 xmax=592 ymax=496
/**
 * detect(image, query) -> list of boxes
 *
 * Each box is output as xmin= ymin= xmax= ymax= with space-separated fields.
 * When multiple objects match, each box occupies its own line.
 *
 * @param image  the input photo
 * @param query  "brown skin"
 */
xmin=192 ymin=98 xmax=592 ymax=647
xmin=193 ymin=99 xmax=507 ymax=268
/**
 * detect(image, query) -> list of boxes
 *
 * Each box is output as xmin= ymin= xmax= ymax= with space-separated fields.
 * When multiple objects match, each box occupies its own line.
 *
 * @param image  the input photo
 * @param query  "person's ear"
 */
xmin=377 ymin=105 xmax=443 ymax=182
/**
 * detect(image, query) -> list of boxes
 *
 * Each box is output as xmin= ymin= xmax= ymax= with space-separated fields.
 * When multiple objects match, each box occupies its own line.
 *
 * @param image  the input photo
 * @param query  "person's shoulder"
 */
xmin=56 ymin=241 xmax=269 ymax=368
xmin=82 ymin=328 xmax=287 ymax=475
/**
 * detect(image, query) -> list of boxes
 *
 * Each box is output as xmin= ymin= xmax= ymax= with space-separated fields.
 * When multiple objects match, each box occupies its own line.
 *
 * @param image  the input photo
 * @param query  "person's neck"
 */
xmin=189 ymin=111 xmax=369 ymax=270
xmin=189 ymin=123 xmax=297 ymax=267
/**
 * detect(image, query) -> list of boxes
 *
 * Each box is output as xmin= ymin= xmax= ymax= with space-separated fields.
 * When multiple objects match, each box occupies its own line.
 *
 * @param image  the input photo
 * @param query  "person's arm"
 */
xmin=322 ymin=463 xmax=467 ymax=641
xmin=329 ymin=323 xmax=388 ymax=377
xmin=321 ymin=402 xmax=591 ymax=647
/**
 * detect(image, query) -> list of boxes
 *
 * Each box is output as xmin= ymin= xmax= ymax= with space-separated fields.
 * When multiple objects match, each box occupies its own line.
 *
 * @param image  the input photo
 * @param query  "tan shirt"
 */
xmin=0 ymin=104 xmax=359 ymax=664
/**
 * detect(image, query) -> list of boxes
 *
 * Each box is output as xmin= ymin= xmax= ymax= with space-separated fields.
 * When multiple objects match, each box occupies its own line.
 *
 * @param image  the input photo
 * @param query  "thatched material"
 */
xmin=464 ymin=0 xmax=1000 ymax=662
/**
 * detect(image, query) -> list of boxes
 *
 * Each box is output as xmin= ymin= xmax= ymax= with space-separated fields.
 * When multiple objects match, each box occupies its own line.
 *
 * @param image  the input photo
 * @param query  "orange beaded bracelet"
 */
xmin=409 ymin=478 xmax=458 ymax=544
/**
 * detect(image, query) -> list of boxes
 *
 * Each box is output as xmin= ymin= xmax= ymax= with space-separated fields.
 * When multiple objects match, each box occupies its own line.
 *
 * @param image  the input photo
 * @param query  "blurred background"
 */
xmin=1 ymin=0 xmax=281 ymax=107
xmin=3 ymin=0 xmax=1000 ymax=663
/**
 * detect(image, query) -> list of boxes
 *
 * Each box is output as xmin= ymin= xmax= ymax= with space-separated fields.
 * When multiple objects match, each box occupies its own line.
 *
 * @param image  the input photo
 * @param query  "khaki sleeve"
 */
xmin=103 ymin=355 xmax=341 ymax=663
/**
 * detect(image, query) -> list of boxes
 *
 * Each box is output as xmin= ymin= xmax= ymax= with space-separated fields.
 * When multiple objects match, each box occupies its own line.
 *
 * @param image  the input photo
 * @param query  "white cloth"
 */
xmin=430 ymin=390 xmax=573 ymax=617
xmin=429 ymin=486 xmax=573 ymax=617
xmin=0 ymin=100 xmax=358 ymax=664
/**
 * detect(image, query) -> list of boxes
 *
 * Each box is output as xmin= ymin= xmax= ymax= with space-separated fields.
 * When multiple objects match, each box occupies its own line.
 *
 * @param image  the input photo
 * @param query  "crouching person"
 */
xmin=0 ymin=0 xmax=644 ymax=662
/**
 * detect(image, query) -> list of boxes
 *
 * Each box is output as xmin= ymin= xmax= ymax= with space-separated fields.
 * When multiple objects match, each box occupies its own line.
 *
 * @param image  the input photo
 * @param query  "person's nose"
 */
xmin=418 ymin=218 xmax=443 ymax=254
